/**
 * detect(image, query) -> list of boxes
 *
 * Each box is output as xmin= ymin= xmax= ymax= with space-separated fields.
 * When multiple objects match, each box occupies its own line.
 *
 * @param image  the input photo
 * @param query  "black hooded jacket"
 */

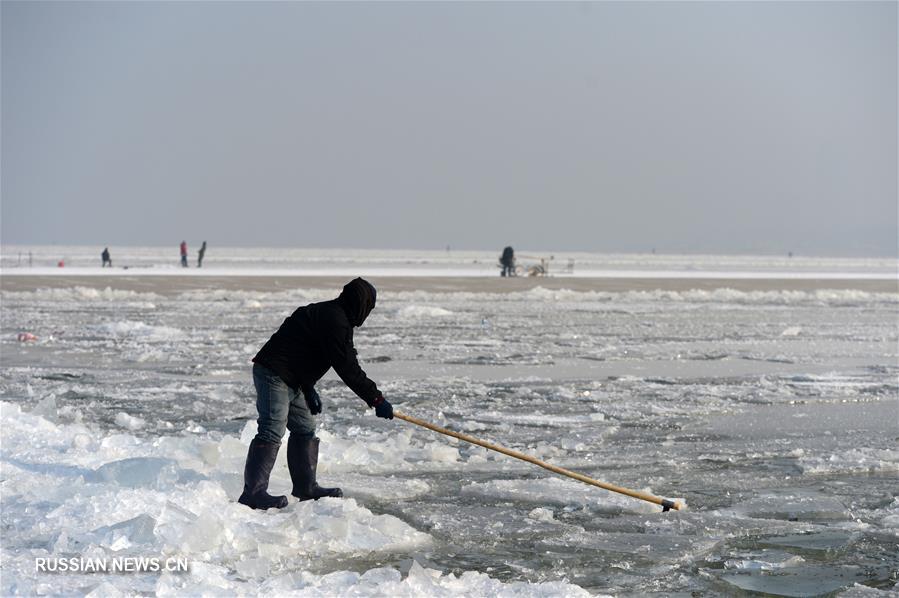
xmin=252 ymin=278 xmax=382 ymax=406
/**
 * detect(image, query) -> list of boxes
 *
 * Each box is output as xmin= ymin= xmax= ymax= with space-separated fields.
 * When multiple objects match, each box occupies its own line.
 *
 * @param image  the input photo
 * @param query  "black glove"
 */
xmin=303 ymin=386 xmax=322 ymax=415
xmin=374 ymin=397 xmax=393 ymax=420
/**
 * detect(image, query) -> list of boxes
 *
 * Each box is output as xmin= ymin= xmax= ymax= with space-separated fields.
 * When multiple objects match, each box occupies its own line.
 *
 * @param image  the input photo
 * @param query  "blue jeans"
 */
xmin=252 ymin=363 xmax=315 ymax=444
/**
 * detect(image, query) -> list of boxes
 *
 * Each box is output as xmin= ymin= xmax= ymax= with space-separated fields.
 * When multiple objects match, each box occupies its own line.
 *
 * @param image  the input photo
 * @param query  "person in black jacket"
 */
xmin=238 ymin=277 xmax=394 ymax=510
xmin=500 ymin=246 xmax=515 ymax=277
xmin=197 ymin=241 xmax=207 ymax=268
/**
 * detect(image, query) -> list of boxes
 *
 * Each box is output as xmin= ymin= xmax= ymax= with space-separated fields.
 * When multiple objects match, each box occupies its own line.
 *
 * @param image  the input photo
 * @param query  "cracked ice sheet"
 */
xmin=1 ymin=403 xmax=594 ymax=596
xmin=159 ymin=561 xmax=598 ymax=597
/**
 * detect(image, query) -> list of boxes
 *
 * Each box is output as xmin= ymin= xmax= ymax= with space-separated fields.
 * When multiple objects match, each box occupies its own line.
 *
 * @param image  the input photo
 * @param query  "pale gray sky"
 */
xmin=2 ymin=1 xmax=896 ymax=256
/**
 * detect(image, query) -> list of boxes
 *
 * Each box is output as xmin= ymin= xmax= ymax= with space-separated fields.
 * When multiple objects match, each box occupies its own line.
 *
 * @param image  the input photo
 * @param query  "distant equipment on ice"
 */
xmin=498 ymin=246 xmax=573 ymax=277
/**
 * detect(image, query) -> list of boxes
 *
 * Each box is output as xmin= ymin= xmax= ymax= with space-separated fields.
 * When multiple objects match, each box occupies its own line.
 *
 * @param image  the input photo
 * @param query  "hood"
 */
xmin=336 ymin=278 xmax=377 ymax=327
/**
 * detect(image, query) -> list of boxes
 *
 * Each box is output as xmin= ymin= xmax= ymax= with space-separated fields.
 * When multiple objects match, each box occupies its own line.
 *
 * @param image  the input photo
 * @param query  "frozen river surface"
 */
xmin=1 ymin=282 xmax=897 ymax=596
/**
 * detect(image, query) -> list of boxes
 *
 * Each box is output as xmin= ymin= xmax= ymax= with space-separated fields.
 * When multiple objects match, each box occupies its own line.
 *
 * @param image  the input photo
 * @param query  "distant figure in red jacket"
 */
xmin=180 ymin=241 xmax=188 ymax=268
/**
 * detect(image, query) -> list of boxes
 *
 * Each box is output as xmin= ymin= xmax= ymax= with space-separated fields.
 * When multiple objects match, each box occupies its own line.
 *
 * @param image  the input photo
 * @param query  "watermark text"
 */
xmin=35 ymin=556 xmax=189 ymax=574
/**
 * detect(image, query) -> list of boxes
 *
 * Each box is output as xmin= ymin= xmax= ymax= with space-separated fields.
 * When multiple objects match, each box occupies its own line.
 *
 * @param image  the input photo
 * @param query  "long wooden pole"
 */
xmin=394 ymin=411 xmax=683 ymax=512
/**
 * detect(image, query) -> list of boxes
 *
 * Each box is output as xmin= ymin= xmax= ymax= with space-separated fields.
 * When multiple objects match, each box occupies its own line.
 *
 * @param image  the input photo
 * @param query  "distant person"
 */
xmin=500 ymin=246 xmax=516 ymax=277
xmin=180 ymin=241 xmax=188 ymax=267
xmin=239 ymin=278 xmax=394 ymax=510
xmin=197 ymin=241 xmax=207 ymax=268
xmin=101 ymin=247 xmax=112 ymax=268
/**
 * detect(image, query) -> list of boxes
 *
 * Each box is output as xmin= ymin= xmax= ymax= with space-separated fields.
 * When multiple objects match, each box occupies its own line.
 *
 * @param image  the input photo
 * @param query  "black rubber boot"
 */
xmin=288 ymin=435 xmax=343 ymax=501
xmin=238 ymin=439 xmax=289 ymax=510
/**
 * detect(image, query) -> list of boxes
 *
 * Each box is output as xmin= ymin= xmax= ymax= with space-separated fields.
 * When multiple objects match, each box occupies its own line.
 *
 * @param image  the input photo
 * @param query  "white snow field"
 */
xmin=2 ymin=245 xmax=896 ymax=279
xmin=1 ymin=249 xmax=897 ymax=596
